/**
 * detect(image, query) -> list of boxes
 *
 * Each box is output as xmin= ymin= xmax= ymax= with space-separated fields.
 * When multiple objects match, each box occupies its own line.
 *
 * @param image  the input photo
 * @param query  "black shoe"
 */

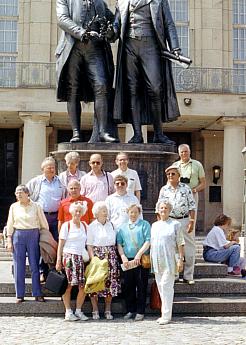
xmin=70 ymin=129 xmax=82 ymax=143
xmin=128 ymin=134 xmax=144 ymax=144
xmin=99 ymin=132 xmax=119 ymax=143
xmin=241 ymin=269 xmax=246 ymax=277
xmin=153 ymin=134 xmax=176 ymax=145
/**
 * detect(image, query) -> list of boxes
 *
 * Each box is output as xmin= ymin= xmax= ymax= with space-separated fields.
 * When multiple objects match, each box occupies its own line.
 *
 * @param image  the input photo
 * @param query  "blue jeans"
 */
xmin=203 ymin=244 xmax=240 ymax=268
xmin=13 ymin=229 xmax=41 ymax=298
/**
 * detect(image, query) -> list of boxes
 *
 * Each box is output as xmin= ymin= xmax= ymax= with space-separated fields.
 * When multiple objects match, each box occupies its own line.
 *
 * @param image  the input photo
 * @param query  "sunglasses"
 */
xmin=90 ymin=161 xmax=101 ymax=165
xmin=115 ymin=181 xmax=126 ymax=186
xmin=166 ymin=172 xmax=176 ymax=176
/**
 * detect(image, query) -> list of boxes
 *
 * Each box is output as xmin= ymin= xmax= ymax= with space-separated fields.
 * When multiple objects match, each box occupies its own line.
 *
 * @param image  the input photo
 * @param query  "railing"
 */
xmin=0 ymin=61 xmax=246 ymax=93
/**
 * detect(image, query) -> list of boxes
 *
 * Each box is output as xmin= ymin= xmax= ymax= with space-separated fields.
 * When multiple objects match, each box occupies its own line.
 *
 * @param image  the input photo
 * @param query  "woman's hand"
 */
xmin=56 ymin=260 xmax=62 ymax=271
xmin=121 ymin=254 xmax=129 ymax=268
xmin=134 ymin=253 xmax=142 ymax=266
xmin=7 ymin=237 xmax=13 ymax=253
xmin=187 ymin=221 xmax=194 ymax=233
xmin=177 ymin=259 xmax=184 ymax=273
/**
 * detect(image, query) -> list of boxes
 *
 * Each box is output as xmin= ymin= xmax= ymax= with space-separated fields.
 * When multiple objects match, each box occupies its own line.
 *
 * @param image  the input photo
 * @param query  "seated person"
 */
xmin=227 ymin=229 xmax=246 ymax=277
xmin=203 ymin=214 xmax=241 ymax=275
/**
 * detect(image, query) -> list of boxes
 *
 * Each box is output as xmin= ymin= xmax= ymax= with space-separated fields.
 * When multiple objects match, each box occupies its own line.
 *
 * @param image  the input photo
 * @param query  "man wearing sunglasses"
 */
xmin=105 ymin=175 xmax=140 ymax=229
xmin=80 ymin=154 xmax=114 ymax=202
xmin=158 ymin=165 xmax=196 ymax=284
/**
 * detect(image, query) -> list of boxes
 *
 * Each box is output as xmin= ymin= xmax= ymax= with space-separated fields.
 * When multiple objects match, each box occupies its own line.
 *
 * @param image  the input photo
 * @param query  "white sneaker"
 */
xmin=104 ymin=311 xmax=114 ymax=320
xmin=123 ymin=312 xmax=134 ymax=320
xmin=92 ymin=311 xmax=100 ymax=320
xmin=75 ymin=311 xmax=89 ymax=321
xmin=134 ymin=313 xmax=144 ymax=321
xmin=64 ymin=313 xmax=79 ymax=321
xmin=159 ymin=319 xmax=170 ymax=325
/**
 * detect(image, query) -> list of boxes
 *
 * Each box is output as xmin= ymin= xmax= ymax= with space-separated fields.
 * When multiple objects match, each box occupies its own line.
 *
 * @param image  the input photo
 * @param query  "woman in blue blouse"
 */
xmin=117 ymin=204 xmax=150 ymax=321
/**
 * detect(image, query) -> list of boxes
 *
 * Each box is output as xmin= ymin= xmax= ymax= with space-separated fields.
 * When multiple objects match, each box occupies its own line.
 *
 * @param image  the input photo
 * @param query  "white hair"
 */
xmin=92 ymin=201 xmax=108 ymax=218
xmin=69 ymin=201 xmax=87 ymax=216
xmin=155 ymin=200 xmax=173 ymax=214
xmin=65 ymin=151 xmax=80 ymax=164
xmin=178 ymin=144 xmax=190 ymax=153
xmin=41 ymin=157 xmax=56 ymax=170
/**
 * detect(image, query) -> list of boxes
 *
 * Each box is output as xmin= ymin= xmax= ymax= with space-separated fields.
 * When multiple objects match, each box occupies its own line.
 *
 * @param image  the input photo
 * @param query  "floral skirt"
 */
xmin=93 ymin=245 xmax=121 ymax=297
xmin=63 ymin=252 xmax=85 ymax=287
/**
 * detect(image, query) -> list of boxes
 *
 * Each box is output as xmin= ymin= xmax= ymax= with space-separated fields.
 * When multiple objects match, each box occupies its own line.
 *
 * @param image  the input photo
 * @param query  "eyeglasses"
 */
xmin=115 ymin=181 xmax=126 ymax=186
xmin=166 ymin=172 xmax=176 ymax=176
xmin=90 ymin=161 xmax=101 ymax=165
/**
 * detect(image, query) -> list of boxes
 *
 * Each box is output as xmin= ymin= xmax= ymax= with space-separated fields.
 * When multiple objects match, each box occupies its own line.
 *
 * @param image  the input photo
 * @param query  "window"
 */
xmin=0 ymin=0 xmax=18 ymax=16
xmin=169 ymin=0 xmax=189 ymax=57
xmin=233 ymin=0 xmax=246 ymax=92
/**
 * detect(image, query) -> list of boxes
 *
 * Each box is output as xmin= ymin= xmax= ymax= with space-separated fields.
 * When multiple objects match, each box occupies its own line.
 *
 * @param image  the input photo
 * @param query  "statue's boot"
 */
xmin=128 ymin=134 xmax=144 ymax=144
xmin=68 ymin=100 xmax=82 ymax=142
xmin=128 ymin=111 xmax=143 ymax=143
xmin=153 ymin=133 xmax=176 ymax=145
xmin=152 ymin=108 xmax=176 ymax=146
xmin=99 ymin=131 xmax=119 ymax=143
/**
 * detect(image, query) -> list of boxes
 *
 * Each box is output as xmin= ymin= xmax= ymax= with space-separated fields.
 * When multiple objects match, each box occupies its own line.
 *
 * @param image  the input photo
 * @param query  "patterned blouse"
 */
xmin=158 ymin=182 xmax=196 ymax=218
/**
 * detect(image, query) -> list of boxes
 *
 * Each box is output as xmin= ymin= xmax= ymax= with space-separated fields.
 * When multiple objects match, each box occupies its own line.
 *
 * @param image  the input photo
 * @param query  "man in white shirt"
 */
xmin=105 ymin=175 xmax=140 ymax=229
xmin=111 ymin=152 xmax=142 ymax=201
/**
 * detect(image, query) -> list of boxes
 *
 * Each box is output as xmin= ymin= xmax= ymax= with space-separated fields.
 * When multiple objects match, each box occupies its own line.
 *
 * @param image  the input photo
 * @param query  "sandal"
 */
xmin=35 ymin=296 xmax=45 ymax=302
xmin=104 ymin=311 xmax=113 ymax=320
xmin=92 ymin=311 xmax=100 ymax=320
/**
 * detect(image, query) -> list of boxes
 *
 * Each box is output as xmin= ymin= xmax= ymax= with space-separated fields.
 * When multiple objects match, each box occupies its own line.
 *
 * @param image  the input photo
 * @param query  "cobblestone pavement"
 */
xmin=0 ymin=316 xmax=246 ymax=345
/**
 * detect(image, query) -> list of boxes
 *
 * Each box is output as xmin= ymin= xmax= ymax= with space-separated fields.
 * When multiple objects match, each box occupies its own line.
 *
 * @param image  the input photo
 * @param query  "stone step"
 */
xmin=2 ymin=277 xmax=245 ymax=298
xmin=0 ymin=296 xmax=246 ymax=317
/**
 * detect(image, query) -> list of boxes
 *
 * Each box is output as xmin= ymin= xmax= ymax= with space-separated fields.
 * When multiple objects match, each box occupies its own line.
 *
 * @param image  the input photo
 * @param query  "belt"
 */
xmin=44 ymin=211 xmax=58 ymax=216
xmin=170 ymin=215 xmax=189 ymax=220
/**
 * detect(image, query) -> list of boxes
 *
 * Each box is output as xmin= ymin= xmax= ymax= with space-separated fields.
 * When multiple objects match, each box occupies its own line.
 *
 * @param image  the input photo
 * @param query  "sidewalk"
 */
xmin=1 ymin=315 xmax=246 ymax=345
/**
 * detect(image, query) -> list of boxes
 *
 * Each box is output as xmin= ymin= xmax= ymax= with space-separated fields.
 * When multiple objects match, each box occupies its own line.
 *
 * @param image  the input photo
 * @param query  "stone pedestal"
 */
xmin=51 ymin=142 xmax=178 ymax=223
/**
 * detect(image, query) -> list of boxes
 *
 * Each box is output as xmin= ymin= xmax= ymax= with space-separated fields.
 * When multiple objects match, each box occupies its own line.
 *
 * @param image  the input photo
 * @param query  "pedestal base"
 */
xmin=51 ymin=142 xmax=178 ymax=223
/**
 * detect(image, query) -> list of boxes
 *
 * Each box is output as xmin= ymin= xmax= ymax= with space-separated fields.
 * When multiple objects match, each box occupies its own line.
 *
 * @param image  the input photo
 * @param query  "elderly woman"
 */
xmin=87 ymin=201 xmax=121 ymax=320
xmin=6 ymin=184 xmax=49 ymax=303
xmin=59 ymin=151 xmax=86 ymax=187
xmin=203 ymin=214 xmax=241 ymax=275
xmin=117 ymin=204 xmax=150 ymax=321
xmin=151 ymin=201 xmax=185 ymax=325
xmin=56 ymin=201 xmax=89 ymax=321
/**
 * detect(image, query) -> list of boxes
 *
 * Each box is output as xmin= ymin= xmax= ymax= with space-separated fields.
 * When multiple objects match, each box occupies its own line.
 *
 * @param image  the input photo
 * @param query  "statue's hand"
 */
xmin=105 ymin=22 xmax=116 ymax=42
xmin=88 ymin=31 xmax=101 ymax=41
xmin=172 ymin=47 xmax=182 ymax=57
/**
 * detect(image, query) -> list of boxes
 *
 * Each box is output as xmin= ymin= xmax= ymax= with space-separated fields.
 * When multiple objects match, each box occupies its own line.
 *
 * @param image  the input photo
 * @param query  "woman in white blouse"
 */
xmin=151 ymin=201 xmax=185 ymax=325
xmin=56 ymin=201 xmax=89 ymax=321
xmin=6 ymin=184 xmax=49 ymax=304
xmin=87 ymin=201 xmax=121 ymax=320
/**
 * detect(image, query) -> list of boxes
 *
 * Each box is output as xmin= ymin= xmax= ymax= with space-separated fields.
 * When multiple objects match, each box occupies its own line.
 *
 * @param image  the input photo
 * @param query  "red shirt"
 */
xmin=58 ymin=195 xmax=94 ymax=225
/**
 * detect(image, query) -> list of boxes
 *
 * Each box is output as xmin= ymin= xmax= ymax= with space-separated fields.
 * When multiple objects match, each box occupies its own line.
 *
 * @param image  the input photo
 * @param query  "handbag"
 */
xmin=45 ymin=269 xmax=68 ymax=295
xmin=141 ymin=254 xmax=151 ymax=269
xmin=150 ymin=280 xmax=162 ymax=310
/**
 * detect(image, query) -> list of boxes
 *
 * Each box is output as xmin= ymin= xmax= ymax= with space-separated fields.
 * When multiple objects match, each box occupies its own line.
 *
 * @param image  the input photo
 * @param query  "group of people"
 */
xmin=6 ymin=143 xmax=220 ymax=325
xmin=56 ymin=0 xmax=181 ymax=145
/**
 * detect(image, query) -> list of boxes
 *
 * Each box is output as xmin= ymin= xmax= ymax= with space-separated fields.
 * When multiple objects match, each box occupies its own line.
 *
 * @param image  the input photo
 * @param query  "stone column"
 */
xmin=221 ymin=117 xmax=246 ymax=227
xmin=19 ymin=112 xmax=50 ymax=183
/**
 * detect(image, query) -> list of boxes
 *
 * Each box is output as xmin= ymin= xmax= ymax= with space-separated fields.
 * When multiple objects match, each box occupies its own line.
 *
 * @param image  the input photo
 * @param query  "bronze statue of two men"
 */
xmin=56 ymin=0 xmax=181 ymax=145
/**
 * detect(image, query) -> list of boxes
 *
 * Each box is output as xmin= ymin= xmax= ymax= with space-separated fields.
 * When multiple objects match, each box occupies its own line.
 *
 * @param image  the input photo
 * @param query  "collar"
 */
xmin=179 ymin=158 xmax=192 ymax=166
xmin=41 ymin=174 xmax=57 ymax=182
xmin=68 ymin=195 xmax=82 ymax=202
xmin=167 ymin=182 xmax=182 ymax=189
xmin=129 ymin=217 xmax=141 ymax=226
xmin=67 ymin=169 xmax=79 ymax=177
xmin=89 ymin=170 xmax=104 ymax=177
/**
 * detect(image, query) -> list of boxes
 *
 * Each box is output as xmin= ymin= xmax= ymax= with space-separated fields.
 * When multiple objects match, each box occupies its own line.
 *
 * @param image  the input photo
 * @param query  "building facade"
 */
xmin=0 ymin=0 xmax=246 ymax=231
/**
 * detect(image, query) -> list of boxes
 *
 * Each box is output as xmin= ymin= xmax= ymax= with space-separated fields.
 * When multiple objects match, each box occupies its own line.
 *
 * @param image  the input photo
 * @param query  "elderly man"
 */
xmin=158 ymin=165 xmax=196 ymax=284
xmin=105 ymin=175 xmax=139 ymax=229
xmin=26 ymin=157 xmax=66 ymax=281
xmin=172 ymin=144 xmax=206 ymax=230
xmin=111 ymin=152 xmax=142 ymax=201
xmin=58 ymin=180 xmax=93 ymax=231
xmin=80 ymin=153 xmax=114 ymax=202
xmin=56 ymin=0 xmax=117 ymax=143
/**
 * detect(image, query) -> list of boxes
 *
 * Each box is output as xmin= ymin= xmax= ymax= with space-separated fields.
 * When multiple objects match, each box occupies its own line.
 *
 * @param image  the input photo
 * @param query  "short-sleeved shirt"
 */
xmin=37 ymin=176 xmax=64 ymax=212
xmin=158 ymin=182 xmax=196 ymax=218
xmin=117 ymin=219 xmax=151 ymax=258
xmin=111 ymin=168 xmax=142 ymax=195
xmin=105 ymin=192 xmax=140 ymax=229
xmin=203 ymin=225 xmax=230 ymax=250
xmin=87 ymin=220 xmax=116 ymax=247
xmin=151 ymin=219 xmax=185 ymax=274
xmin=59 ymin=221 xmax=87 ymax=255
xmin=80 ymin=170 xmax=114 ymax=202
xmin=58 ymin=195 xmax=93 ymax=225
xmin=172 ymin=159 xmax=205 ymax=189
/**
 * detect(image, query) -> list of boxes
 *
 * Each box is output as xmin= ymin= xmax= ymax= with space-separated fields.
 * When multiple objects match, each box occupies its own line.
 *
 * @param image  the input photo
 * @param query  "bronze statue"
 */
xmin=55 ymin=0 xmax=118 ymax=143
xmin=113 ymin=0 xmax=181 ymax=145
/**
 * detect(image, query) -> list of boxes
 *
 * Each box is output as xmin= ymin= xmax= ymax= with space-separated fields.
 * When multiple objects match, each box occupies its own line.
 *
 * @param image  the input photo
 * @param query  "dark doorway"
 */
xmin=0 ymin=129 xmax=19 ymax=229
